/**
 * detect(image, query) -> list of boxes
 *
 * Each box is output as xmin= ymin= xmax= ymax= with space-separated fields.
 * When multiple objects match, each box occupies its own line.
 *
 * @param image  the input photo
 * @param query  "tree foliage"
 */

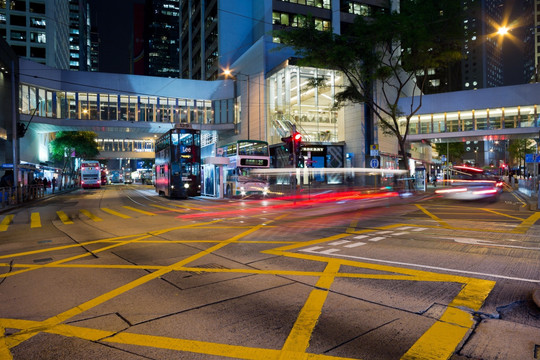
xmin=49 ymin=131 xmax=100 ymax=161
xmin=508 ymin=139 xmax=535 ymax=169
xmin=434 ymin=142 xmax=465 ymax=165
xmin=274 ymin=0 xmax=464 ymax=169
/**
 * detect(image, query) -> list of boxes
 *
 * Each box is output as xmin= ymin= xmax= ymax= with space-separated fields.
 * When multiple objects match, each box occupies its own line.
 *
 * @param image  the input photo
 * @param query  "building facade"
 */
xmin=0 ymin=0 xmax=70 ymax=69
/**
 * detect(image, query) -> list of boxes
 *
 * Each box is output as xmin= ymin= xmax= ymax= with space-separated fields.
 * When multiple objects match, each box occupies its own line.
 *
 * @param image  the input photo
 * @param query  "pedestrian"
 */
xmin=43 ymin=177 xmax=48 ymax=193
xmin=432 ymin=174 xmax=437 ymax=187
xmin=52 ymin=177 xmax=56 ymax=193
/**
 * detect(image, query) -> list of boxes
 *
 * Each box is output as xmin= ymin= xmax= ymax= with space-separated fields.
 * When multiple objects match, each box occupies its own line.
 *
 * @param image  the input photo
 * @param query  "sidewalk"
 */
xmin=0 ymin=185 xmax=79 ymax=215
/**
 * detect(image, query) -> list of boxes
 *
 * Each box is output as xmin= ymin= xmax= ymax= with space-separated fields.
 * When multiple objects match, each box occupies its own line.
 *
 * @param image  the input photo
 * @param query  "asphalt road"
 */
xmin=0 ymin=185 xmax=539 ymax=360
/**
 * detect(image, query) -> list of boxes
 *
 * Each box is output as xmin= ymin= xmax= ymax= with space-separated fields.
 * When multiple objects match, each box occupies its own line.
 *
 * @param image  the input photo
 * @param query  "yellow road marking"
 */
xmin=0 ymin=215 xmax=497 ymax=360
xmin=415 ymin=204 xmax=450 ymax=228
xmin=150 ymin=204 xmax=187 ymax=212
xmin=402 ymin=278 xmax=495 ymax=360
xmin=0 ymin=215 xmax=14 ymax=232
xmin=101 ymin=207 xmax=131 ymax=219
xmin=167 ymin=203 xmax=205 ymax=211
xmin=122 ymin=206 xmax=156 ymax=216
xmin=56 ymin=211 xmax=73 ymax=225
xmin=480 ymin=208 xmax=524 ymax=221
xmin=280 ymin=261 xmax=340 ymax=359
xmin=30 ymin=212 xmax=41 ymax=228
xmin=512 ymin=212 xmax=540 ymax=233
xmin=511 ymin=192 xmax=527 ymax=207
xmin=80 ymin=209 xmax=102 ymax=221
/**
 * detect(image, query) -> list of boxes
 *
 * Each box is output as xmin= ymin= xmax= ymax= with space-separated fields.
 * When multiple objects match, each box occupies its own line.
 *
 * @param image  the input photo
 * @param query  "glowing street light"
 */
xmin=497 ymin=26 xmax=508 ymax=36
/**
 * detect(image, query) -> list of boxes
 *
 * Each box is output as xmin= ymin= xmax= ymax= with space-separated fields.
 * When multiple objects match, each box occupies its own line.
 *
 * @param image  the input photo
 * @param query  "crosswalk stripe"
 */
xmin=0 ymin=214 xmax=14 ymax=232
xmin=344 ymin=242 xmax=366 ymax=248
xmin=80 ymin=209 xmax=102 ymax=222
xmin=150 ymin=204 xmax=187 ymax=213
xmin=101 ymin=208 xmax=131 ymax=219
xmin=328 ymin=240 xmax=351 ymax=246
xmin=30 ymin=212 xmax=41 ymax=228
xmin=56 ymin=211 xmax=73 ymax=225
xmin=369 ymin=236 xmax=385 ymax=242
xmin=122 ymin=206 xmax=156 ymax=216
xmin=167 ymin=203 xmax=205 ymax=211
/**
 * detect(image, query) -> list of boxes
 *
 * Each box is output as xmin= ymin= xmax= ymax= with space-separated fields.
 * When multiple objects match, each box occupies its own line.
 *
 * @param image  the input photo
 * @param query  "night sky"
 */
xmin=88 ymin=0 xmax=143 ymax=74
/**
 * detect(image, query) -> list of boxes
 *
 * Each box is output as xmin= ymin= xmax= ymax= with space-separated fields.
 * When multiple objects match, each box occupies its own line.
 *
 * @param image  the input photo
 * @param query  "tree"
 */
xmin=434 ymin=142 xmax=465 ymax=165
xmin=274 ymin=0 xmax=464 ymax=170
xmin=508 ymin=139 xmax=535 ymax=172
xmin=49 ymin=131 xmax=100 ymax=182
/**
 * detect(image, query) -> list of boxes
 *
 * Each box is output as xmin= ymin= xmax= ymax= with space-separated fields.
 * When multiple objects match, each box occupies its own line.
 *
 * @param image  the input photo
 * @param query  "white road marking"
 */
xmin=369 ymin=237 xmax=386 ymax=242
xmin=353 ymin=235 xmax=368 ymax=240
xmin=307 ymin=252 xmax=540 ymax=283
xmin=393 ymin=232 xmax=408 ymax=236
xmin=319 ymin=249 xmax=341 ymax=254
xmin=443 ymin=237 xmax=540 ymax=251
xmin=329 ymin=240 xmax=351 ymax=246
xmin=411 ymin=227 xmax=427 ymax=231
xmin=302 ymin=246 xmax=325 ymax=252
xmin=374 ymin=231 xmax=393 ymax=235
xmin=344 ymin=242 xmax=366 ymax=248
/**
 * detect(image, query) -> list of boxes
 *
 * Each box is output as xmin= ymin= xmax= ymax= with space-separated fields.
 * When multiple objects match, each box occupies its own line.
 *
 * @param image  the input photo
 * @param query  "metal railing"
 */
xmin=0 ymin=184 xmax=47 ymax=208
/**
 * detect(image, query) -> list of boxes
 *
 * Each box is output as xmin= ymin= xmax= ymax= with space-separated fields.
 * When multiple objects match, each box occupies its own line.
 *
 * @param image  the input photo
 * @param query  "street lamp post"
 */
xmin=223 ymin=69 xmax=250 ymax=140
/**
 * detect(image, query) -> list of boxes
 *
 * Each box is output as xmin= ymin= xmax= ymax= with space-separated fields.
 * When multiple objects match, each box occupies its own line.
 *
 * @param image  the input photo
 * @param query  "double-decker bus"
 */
xmin=155 ymin=126 xmax=201 ymax=198
xmin=80 ymin=160 xmax=101 ymax=189
xmin=220 ymin=140 xmax=270 ymax=197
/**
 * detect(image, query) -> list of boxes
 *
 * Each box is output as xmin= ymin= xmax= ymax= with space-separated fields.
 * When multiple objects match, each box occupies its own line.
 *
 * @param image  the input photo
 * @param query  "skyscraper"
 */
xmin=69 ymin=0 xmax=91 ymax=71
xmin=144 ymin=0 xmax=180 ymax=77
xmin=0 ymin=0 xmax=70 ymax=69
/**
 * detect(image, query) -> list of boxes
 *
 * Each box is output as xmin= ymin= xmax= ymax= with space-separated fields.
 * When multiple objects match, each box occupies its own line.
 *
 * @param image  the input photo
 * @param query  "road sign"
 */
xmin=525 ymin=154 xmax=540 ymax=163
xmin=370 ymin=158 xmax=379 ymax=168
xmin=370 ymin=144 xmax=379 ymax=156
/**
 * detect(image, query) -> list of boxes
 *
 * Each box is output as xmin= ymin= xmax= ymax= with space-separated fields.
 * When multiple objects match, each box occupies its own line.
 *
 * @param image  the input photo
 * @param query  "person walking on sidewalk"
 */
xmin=52 ymin=177 xmax=56 ymax=193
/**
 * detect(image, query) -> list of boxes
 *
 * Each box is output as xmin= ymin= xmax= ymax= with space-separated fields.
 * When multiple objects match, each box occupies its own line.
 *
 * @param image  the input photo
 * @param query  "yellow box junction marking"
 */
xmin=56 ymin=211 xmax=73 ymax=225
xmin=30 ymin=212 xmax=41 ymax=228
xmin=0 ymin=214 xmax=14 ymax=232
xmin=100 ymin=207 xmax=131 ymax=219
xmin=80 ymin=209 xmax=102 ymax=221
xmin=0 ymin=214 xmax=498 ymax=360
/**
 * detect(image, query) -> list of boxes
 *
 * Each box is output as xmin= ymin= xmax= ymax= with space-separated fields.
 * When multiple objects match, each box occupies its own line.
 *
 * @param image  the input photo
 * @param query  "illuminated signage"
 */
xmin=302 ymin=147 xmax=324 ymax=152
xmin=240 ymin=158 xmax=268 ymax=166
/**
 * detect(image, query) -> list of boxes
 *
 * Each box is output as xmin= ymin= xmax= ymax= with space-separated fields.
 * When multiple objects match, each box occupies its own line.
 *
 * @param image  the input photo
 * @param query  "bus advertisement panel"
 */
xmin=80 ymin=160 xmax=101 ymax=189
xmin=220 ymin=140 xmax=270 ymax=198
xmin=155 ymin=126 xmax=201 ymax=198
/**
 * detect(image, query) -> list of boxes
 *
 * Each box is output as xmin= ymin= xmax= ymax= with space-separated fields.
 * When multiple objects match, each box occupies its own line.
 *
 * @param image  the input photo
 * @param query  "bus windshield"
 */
xmin=238 ymin=141 xmax=268 ymax=156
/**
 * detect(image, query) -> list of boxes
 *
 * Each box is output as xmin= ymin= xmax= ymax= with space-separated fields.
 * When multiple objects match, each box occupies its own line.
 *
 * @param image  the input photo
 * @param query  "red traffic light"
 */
xmin=293 ymin=132 xmax=302 ymax=142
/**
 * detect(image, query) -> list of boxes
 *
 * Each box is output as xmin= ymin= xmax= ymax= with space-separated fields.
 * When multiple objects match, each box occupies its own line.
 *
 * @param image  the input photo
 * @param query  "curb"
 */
xmin=533 ymin=289 xmax=540 ymax=309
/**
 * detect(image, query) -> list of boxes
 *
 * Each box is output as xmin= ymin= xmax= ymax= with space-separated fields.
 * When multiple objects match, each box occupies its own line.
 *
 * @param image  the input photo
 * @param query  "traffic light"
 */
xmin=297 ymin=155 xmax=304 ymax=168
xmin=17 ymin=123 xmax=27 ymax=138
xmin=292 ymin=131 xmax=302 ymax=154
xmin=281 ymin=135 xmax=293 ymax=153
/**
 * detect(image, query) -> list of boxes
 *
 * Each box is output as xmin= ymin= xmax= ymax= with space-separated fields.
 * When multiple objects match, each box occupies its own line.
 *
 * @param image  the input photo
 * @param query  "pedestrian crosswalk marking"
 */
xmin=369 ymin=236 xmax=386 ymax=242
xmin=150 ymin=204 xmax=187 ymax=213
xmin=0 ymin=214 xmax=14 ymax=232
xmin=328 ymin=240 xmax=351 ymax=246
xmin=353 ymin=235 xmax=368 ymax=240
xmin=123 ymin=206 xmax=156 ymax=216
xmin=100 ymin=208 xmax=131 ymax=219
xmin=80 ymin=209 xmax=102 ymax=222
xmin=30 ymin=212 xmax=41 ymax=228
xmin=56 ymin=211 xmax=73 ymax=225
xmin=344 ymin=242 xmax=366 ymax=248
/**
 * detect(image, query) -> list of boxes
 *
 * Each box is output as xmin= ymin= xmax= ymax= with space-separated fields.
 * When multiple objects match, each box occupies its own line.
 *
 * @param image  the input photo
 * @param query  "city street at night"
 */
xmin=0 ymin=185 xmax=539 ymax=360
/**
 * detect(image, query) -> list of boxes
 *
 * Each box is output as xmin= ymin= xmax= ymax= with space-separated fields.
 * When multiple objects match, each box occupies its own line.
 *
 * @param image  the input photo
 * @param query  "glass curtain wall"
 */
xmin=18 ymin=84 xmax=233 ymax=125
xmin=267 ymin=65 xmax=343 ymax=145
